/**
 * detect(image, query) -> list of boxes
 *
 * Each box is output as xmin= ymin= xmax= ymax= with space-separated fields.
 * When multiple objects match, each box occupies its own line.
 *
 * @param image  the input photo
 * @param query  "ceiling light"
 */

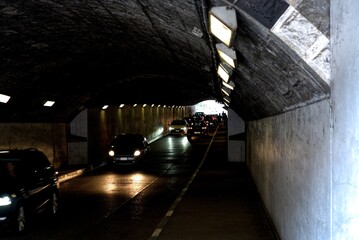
xmin=216 ymin=43 xmax=237 ymax=68
xmin=222 ymin=80 xmax=235 ymax=91
xmin=217 ymin=62 xmax=233 ymax=82
xmin=221 ymin=88 xmax=231 ymax=96
xmin=43 ymin=101 xmax=55 ymax=107
xmin=209 ymin=6 xmax=237 ymax=47
xmin=223 ymin=96 xmax=231 ymax=103
xmin=0 ymin=94 xmax=10 ymax=103
xmin=102 ymin=105 xmax=108 ymax=110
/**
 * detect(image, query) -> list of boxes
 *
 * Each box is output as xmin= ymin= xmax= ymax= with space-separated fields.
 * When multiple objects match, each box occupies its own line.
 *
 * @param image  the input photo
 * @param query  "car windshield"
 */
xmin=193 ymin=121 xmax=204 ymax=126
xmin=171 ymin=120 xmax=186 ymax=125
xmin=0 ymin=159 xmax=20 ymax=179
xmin=110 ymin=134 xmax=143 ymax=146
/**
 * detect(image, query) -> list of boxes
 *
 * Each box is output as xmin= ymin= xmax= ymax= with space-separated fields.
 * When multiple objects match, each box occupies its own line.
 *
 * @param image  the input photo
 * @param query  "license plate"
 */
xmin=194 ymin=132 xmax=201 ymax=134
xmin=119 ymin=157 xmax=128 ymax=161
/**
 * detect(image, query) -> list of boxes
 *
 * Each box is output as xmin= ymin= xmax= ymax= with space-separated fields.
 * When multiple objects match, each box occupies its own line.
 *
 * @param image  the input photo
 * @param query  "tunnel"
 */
xmin=0 ymin=0 xmax=358 ymax=239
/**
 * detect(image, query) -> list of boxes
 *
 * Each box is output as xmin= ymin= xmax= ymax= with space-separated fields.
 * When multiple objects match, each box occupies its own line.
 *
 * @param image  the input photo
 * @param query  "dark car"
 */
xmin=187 ymin=120 xmax=209 ymax=138
xmin=183 ymin=116 xmax=194 ymax=125
xmin=204 ymin=114 xmax=219 ymax=129
xmin=0 ymin=148 xmax=59 ymax=234
xmin=107 ymin=133 xmax=151 ymax=167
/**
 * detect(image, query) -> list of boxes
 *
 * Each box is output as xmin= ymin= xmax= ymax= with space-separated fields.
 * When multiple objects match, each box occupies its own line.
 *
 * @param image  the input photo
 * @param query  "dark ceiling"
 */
xmin=0 ymin=0 xmax=330 ymax=122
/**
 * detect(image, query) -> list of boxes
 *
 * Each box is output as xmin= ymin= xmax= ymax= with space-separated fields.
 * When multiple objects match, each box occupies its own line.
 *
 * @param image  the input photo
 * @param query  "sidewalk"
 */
xmin=57 ymin=161 xmax=106 ymax=183
xmin=151 ymin=126 xmax=279 ymax=240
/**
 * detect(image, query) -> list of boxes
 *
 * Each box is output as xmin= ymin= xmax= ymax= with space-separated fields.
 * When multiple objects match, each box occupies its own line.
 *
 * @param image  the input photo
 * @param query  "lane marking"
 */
xmin=149 ymin=126 xmax=220 ymax=240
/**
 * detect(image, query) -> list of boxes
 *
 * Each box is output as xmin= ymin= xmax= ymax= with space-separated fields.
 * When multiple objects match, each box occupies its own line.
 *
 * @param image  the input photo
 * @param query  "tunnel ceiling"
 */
xmin=0 ymin=0 xmax=330 ymax=122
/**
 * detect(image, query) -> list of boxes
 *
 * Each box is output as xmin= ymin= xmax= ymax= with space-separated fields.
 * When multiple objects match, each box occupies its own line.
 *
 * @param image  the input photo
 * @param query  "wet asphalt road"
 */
xmin=1 ymin=133 xmax=212 ymax=240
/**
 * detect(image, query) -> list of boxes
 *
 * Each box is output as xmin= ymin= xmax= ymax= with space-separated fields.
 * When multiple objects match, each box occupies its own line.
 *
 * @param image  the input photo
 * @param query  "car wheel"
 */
xmin=15 ymin=205 xmax=26 ymax=233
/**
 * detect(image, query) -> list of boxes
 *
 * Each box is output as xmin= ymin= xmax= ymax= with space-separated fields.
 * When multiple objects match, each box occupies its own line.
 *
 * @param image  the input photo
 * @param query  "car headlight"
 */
xmin=0 ymin=196 xmax=11 ymax=206
xmin=108 ymin=150 xmax=115 ymax=157
xmin=134 ymin=150 xmax=141 ymax=156
xmin=169 ymin=127 xmax=174 ymax=130
xmin=181 ymin=127 xmax=187 ymax=130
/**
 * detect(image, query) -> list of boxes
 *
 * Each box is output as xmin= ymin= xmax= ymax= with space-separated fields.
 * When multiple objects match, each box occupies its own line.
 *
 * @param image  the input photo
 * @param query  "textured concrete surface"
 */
xmin=0 ymin=0 xmax=330 ymax=122
xmin=331 ymin=1 xmax=359 ymax=239
xmin=247 ymin=100 xmax=331 ymax=240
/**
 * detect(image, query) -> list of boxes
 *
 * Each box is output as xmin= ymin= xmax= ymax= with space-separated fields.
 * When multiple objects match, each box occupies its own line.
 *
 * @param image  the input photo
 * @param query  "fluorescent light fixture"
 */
xmin=102 ymin=105 xmax=109 ymax=110
xmin=119 ymin=104 xmax=125 ymax=108
xmin=209 ymin=6 xmax=237 ymax=47
xmin=216 ymin=43 xmax=237 ymax=68
xmin=222 ymin=80 xmax=235 ymax=91
xmin=0 ymin=94 xmax=10 ymax=103
xmin=43 ymin=101 xmax=55 ymax=107
xmin=221 ymin=88 xmax=231 ymax=96
xmin=223 ymin=96 xmax=231 ymax=103
xmin=143 ymin=104 xmax=147 ymax=107
xmin=217 ymin=62 xmax=233 ymax=82
xmin=133 ymin=104 xmax=137 ymax=107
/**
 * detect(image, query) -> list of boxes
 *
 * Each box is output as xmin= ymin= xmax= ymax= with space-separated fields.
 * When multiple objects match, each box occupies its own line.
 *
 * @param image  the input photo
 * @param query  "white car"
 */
xmin=169 ymin=119 xmax=188 ymax=135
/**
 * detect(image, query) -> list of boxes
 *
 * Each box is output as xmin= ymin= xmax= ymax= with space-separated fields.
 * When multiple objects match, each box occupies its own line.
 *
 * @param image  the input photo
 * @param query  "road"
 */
xmin=2 ymin=132 xmax=214 ymax=240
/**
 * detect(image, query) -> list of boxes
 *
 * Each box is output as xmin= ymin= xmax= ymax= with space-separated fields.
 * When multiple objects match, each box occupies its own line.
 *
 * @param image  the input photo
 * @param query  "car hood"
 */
xmin=170 ymin=124 xmax=186 ymax=128
xmin=0 ymin=177 xmax=21 ymax=195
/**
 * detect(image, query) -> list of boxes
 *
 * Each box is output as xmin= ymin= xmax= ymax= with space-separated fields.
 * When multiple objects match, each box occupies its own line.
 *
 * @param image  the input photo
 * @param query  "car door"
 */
xmin=22 ymin=154 xmax=54 ymax=214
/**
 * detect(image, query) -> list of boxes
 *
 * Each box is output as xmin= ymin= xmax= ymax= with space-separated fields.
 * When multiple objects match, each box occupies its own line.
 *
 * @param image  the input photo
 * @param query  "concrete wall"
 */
xmin=331 ymin=1 xmax=359 ymax=239
xmin=227 ymin=108 xmax=245 ymax=162
xmin=86 ymin=105 xmax=194 ymax=164
xmin=0 ymin=105 xmax=194 ymax=170
xmin=245 ymin=2 xmax=359 ymax=240
xmin=0 ymin=123 xmax=67 ymax=169
xmin=247 ymin=100 xmax=331 ymax=240
xmin=69 ymin=109 xmax=88 ymax=165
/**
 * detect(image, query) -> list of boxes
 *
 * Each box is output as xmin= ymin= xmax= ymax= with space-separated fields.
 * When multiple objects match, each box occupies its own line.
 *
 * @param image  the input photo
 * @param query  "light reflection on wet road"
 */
xmin=1 ymin=134 xmax=211 ymax=240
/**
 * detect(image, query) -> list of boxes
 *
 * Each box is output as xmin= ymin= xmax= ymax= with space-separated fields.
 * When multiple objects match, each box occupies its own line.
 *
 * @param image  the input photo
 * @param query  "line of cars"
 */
xmin=105 ymin=114 xmax=217 ymax=169
xmin=0 ymin=113 xmax=224 ymax=234
xmin=169 ymin=113 xmax=223 ymax=140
